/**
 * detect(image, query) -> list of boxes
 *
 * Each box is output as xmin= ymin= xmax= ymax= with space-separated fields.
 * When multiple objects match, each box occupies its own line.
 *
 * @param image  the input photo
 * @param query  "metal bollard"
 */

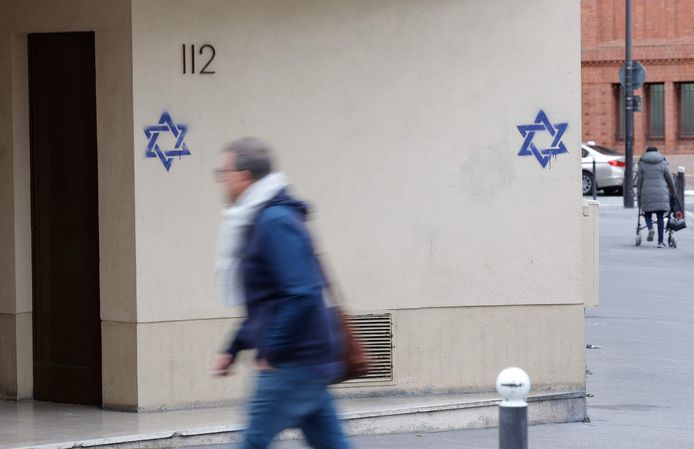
xmin=677 ymin=167 xmax=686 ymax=214
xmin=497 ymin=367 xmax=531 ymax=449
xmin=592 ymin=158 xmax=597 ymax=200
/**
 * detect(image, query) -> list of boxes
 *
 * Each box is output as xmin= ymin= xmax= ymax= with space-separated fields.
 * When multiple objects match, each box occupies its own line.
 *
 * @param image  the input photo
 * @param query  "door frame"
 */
xmin=4 ymin=10 xmax=137 ymax=409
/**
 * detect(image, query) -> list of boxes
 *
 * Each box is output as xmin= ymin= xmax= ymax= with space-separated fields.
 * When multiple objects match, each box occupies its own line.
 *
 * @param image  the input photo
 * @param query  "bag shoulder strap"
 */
xmin=314 ymin=253 xmax=346 ymax=308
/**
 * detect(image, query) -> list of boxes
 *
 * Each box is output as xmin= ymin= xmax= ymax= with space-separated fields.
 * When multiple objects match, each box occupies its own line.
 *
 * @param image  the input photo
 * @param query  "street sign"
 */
xmin=632 ymin=95 xmax=642 ymax=112
xmin=619 ymin=61 xmax=646 ymax=89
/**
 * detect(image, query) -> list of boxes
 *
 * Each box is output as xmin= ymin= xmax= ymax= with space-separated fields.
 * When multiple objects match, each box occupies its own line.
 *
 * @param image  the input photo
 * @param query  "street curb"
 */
xmin=12 ymin=391 xmax=585 ymax=449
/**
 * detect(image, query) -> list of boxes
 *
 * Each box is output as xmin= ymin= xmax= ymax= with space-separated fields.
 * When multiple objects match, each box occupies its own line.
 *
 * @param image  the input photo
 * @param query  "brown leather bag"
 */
xmin=317 ymin=256 xmax=370 ymax=382
xmin=334 ymin=306 xmax=370 ymax=381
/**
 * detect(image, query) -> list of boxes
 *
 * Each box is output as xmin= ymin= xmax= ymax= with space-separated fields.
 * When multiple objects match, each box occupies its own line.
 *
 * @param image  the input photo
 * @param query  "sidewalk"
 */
xmin=0 ymin=390 xmax=583 ymax=449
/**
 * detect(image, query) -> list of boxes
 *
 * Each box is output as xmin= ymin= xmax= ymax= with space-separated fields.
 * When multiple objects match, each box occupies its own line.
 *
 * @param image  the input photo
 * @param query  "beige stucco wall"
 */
xmin=130 ymin=0 xmax=583 ymax=320
xmin=0 ymin=0 xmax=135 ymax=400
xmin=133 ymin=305 xmax=584 ymax=411
xmin=1 ymin=0 xmax=585 ymax=410
xmin=129 ymin=0 xmax=584 ymax=409
xmin=0 ymin=6 xmax=21 ymax=398
xmin=0 ymin=313 xmax=32 ymax=398
xmin=583 ymin=200 xmax=599 ymax=308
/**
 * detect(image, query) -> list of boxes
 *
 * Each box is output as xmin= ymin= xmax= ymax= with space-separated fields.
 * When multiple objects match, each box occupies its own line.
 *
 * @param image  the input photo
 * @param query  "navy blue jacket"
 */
xmin=226 ymin=190 xmax=343 ymax=379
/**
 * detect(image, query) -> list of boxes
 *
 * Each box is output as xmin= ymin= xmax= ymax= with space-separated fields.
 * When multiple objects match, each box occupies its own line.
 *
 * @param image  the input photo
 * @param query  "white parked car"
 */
xmin=581 ymin=142 xmax=627 ymax=195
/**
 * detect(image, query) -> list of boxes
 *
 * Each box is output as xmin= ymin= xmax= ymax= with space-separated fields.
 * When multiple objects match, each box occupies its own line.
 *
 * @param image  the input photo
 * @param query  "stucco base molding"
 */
xmin=0 ymin=312 xmax=32 ymax=400
xmin=6 ymin=391 xmax=585 ymax=449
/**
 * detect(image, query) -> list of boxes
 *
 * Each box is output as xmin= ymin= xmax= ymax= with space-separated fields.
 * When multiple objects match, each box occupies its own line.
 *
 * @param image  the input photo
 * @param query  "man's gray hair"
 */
xmin=223 ymin=137 xmax=273 ymax=180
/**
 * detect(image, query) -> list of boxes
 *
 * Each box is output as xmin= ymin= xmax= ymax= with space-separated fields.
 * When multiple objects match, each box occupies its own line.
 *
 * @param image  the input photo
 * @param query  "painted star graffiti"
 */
xmin=517 ymin=110 xmax=568 ymax=169
xmin=144 ymin=112 xmax=191 ymax=171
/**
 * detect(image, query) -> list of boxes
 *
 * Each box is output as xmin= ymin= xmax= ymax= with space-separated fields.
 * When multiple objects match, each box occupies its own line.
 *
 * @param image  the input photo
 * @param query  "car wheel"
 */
xmin=582 ymin=171 xmax=594 ymax=195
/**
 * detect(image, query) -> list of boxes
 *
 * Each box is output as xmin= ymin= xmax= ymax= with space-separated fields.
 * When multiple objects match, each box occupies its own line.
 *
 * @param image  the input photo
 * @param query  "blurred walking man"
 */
xmin=211 ymin=137 xmax=349 ymax=449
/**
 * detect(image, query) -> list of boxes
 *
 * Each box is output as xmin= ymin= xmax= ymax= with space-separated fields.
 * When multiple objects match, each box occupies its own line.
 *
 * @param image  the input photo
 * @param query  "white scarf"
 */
xmin=215 ymin=172 xmax=289 ymax=306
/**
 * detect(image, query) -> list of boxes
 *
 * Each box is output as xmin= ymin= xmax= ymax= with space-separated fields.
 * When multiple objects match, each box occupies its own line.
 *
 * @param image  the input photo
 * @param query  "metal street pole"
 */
xmin=623 ymin=0 xmax=635 ymax=208
xmin=677 ymin=167 xmax=686 ymax=214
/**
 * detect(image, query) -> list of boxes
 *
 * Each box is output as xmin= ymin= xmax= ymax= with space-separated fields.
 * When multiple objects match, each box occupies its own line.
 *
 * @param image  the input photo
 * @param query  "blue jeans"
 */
xmin=644 ymin=211 xmax=665 ymax=243
xmin=239 ymin=367 xmax=349 ymax=449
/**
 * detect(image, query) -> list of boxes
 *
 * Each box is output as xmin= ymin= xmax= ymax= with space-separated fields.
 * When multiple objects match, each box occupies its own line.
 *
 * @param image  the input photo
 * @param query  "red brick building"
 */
xmin=582 ymin=0 xmax=694 ymax=156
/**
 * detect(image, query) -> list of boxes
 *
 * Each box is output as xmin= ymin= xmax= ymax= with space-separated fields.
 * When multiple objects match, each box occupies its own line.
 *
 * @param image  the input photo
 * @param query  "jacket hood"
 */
xmin=640 ymin=151 xmax=666 ymax=165
xmin=265 ymin=189 xmax=310 ymax=218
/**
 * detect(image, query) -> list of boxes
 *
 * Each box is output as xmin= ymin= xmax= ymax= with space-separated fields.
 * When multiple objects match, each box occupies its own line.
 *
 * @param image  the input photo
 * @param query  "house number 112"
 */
xmin=182 ymin=44 xmax=216 ymax=74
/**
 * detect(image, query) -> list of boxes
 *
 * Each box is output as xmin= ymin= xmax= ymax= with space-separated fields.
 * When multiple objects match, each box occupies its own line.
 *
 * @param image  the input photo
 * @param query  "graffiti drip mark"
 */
xmin=144 ymin=112 xmax=191 ymax=172
xmin=517 ymin=110 xmax=568 ymax=169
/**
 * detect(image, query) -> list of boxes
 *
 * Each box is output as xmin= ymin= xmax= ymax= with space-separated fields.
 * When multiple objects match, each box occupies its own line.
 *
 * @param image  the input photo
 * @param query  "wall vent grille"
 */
xmin=344 ymin=313 xmax=393 ymax=382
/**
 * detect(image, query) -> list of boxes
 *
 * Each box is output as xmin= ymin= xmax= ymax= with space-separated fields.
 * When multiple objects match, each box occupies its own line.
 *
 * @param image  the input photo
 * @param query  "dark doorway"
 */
xmin=28 ymin=32 xmax=102 ymax=406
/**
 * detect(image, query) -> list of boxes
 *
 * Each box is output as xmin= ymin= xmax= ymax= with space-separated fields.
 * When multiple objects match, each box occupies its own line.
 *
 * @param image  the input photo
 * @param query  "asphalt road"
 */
xmin=190 ymin=195 xmax=694 ymax=449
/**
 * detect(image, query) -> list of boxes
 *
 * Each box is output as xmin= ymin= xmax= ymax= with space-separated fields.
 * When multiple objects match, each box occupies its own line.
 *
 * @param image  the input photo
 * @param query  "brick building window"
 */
xmin=647 ymin=83 xmax=664 ymax=139
xmin=680 ymin=83 xmax=694 ymax=138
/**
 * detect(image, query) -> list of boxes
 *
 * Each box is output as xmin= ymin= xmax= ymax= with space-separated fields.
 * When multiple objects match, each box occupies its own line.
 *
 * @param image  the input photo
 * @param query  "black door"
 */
xmin=28 ymin=32 xmax=102 ymax=406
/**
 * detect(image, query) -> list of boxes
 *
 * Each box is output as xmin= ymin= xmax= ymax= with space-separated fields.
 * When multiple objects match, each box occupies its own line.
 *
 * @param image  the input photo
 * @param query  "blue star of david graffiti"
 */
xmin=517 ymin=110 xmax=568 ymax=169
xmin=144 ymin=112 xmax=191 ymax=171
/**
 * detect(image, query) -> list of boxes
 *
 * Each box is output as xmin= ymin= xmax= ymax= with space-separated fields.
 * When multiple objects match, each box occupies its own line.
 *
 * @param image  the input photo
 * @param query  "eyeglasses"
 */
xmin=213 ymin=167 xmax=236 ymax=176
xmin=213 ymin=167 xmax=248 ymax=181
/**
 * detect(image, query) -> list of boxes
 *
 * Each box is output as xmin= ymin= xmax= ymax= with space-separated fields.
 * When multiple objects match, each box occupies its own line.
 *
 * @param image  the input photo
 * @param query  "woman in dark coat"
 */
xmin=636 ymin=146 xmax=676 ymax=248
